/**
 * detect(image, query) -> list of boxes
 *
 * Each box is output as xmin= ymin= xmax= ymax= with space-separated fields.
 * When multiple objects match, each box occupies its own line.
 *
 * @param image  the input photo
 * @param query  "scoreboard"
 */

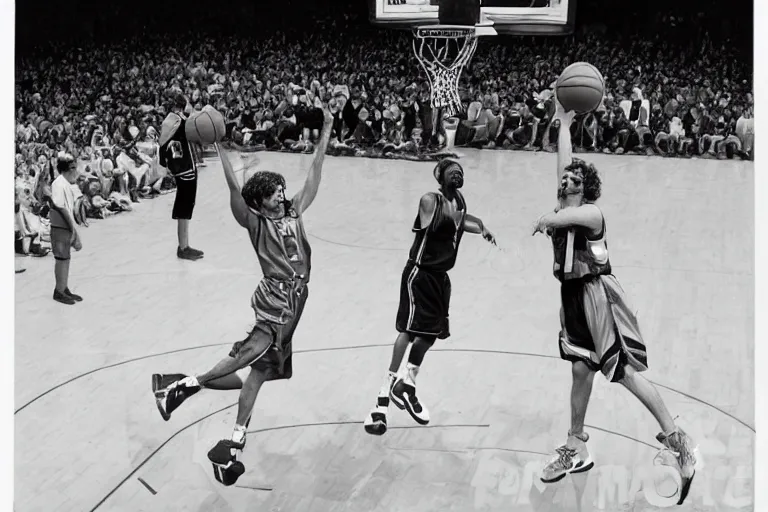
xmin=370 ymin=0 xmax=577 ymax=35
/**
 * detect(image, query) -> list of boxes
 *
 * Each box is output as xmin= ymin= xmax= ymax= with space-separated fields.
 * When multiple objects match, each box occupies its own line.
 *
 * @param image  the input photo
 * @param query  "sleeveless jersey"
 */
xmin=248 ymin=201 xmax=312 ymax=324
xmin=551 ymin=211 xmax=611 ymax=282
xmin=249 ymin=202 xmax=311 ymax=283
xmin=158 ymin=112 xmax=196 ymax=179
xmin=408 ymin=191 xmax=467 ymax=273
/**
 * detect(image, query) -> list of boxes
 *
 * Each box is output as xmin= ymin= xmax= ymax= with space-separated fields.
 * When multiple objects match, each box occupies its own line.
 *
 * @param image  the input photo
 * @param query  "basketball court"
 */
xmin=14 ymin=149 xmax=754 ymax=511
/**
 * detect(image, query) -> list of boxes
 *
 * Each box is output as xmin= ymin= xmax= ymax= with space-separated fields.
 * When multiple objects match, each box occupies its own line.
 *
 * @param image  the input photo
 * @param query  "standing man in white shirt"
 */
xmin=48 ymin=152 xmax=83 ymax=305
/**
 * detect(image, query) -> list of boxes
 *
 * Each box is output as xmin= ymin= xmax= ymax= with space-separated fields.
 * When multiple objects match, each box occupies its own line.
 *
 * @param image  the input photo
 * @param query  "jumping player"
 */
xmin=151 ymin=106 xmax=334 ymax=482
xmin=364 ymin=158 xmax=496 ymax=435
xmin=531 ymin=96 xmax=696 ymax=503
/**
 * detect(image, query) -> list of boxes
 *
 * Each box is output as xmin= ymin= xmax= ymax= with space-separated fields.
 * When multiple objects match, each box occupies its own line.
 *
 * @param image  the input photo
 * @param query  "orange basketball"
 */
xmin=185 ymin=105 xmax=226 ymax=145
xmin=555 ymin=62 xmax=605 ymax=114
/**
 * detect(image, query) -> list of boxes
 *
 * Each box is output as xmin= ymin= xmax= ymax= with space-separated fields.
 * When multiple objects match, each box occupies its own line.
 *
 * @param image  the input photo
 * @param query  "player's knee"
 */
xmin=616 ymin=364 xmax=637 ymax=385
xmin=571 ymin=361 xmax=593 ymax=381
xmin=413 ymin=336 xmax=436 ymax=348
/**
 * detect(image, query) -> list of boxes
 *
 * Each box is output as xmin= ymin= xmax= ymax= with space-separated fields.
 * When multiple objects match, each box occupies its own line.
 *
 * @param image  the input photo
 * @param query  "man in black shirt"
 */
xmin=159 ymin=94 xmax=204 ymax=261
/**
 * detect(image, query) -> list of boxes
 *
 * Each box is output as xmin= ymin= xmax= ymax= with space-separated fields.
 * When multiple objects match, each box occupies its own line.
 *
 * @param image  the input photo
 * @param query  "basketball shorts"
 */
xmin=172 ymin=173 xmax=198 ymax=220
xmin=559 ymin=274 xmax=648 ymax=382
xmin=396 ymin=260 xmax=451 ymax=340
xmin=229 ymin=283 xmax=309 ymax=381
xmin=50 ymin=226 xmax=72 ymax=261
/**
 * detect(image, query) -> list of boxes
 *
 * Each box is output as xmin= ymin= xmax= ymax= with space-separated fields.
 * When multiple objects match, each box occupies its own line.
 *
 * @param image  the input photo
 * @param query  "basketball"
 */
xmin=185 ymin=105 xmax=226 ymax=145
xmin=555 ymin=62 xmax=605 ymax=113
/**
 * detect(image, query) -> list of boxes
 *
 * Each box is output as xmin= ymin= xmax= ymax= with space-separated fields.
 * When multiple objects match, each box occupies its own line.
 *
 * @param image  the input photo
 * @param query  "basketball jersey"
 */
xmin=248 ymin=202 xmax=312 ymax=324
xmin=159 ymin=112 xmax=196 ymax=179
xmin=408 ymin=191 xmax=467 ymax=273
xmin=249 ymin=202 xmax=312 ymax=283
xmin=551 ymin=210 xmax=611 ymax=283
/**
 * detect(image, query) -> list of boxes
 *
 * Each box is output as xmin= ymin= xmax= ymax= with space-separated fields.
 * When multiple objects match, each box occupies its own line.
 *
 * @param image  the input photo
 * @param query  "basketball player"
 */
xmin=364 ymin=158 xmax=496 ymax=435
xmin=159 ymin=94 xmax=204 ymax=261
xmin=531 ymin=97 xmax=696 ymax=504
xmin=151 ymin=106 xmax=334 ymax=477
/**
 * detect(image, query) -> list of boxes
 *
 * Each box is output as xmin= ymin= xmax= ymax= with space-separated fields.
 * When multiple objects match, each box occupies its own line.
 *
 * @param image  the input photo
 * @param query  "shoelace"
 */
xmin=553 ymin=446 xmax=577 ymax=470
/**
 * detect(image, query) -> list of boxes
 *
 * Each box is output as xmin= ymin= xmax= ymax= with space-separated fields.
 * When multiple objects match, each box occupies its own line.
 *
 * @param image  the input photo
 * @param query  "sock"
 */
xmin=180 ymin=375 xmax=200 ymax=388
xmin=231 ymin=424 xmax=247 ymax=444
xmin=379 ymin=371 xmax=397 ymax=397
xmin=566 ymin=430 xmax=588 ymax=449
xmin=405 ymin=363 xmax=420 ymax=386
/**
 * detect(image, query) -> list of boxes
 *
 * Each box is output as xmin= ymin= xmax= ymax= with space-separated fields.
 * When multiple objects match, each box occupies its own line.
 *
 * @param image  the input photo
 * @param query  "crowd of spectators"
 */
xmin=14 ymin=4 xmax=753 ymax=257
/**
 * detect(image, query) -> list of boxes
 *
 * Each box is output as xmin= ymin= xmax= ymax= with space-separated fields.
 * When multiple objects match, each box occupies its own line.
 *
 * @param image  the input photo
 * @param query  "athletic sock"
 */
xmin=232 ymin=424 xmax=247 ymax=444
xmin=180 ymin=375 xmax=200 ymax=388
xmin=405 ymin=363 xmax=420 ymax=386
xmin=379 ymin=371 xmax=397 ymax=396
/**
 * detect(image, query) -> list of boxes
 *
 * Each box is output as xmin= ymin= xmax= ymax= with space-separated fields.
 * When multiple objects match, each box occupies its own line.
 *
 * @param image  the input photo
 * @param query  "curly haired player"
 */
xmin=531 ymin=96 xmax=697 ymax=504
xmin=151 ymin=106 xmax=334 ymax=485
xmin=364 ymin=158 xmax=497 ymax=435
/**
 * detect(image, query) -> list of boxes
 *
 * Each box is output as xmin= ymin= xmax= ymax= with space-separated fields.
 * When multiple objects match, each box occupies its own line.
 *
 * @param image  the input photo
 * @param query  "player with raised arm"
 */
xmin=151 ymin=106 xmax=334 ymax=485
xmin=531 ymin=96 xmax=696 ymax=503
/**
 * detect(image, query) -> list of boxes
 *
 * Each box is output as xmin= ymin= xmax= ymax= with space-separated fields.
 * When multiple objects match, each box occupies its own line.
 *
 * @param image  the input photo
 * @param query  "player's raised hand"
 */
xmin=554 ymin=91 xmax=576 ymax=125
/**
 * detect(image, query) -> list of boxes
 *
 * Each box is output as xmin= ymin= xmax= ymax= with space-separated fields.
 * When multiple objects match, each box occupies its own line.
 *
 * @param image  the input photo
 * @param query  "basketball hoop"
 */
xmin=413 ymin=25 xmax=479 ymax=116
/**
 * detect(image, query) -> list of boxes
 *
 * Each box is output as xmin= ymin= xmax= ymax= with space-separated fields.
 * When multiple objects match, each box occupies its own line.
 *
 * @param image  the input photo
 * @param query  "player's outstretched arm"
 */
xmin=532 ymin=203 xmax=602 ymax=235
xmin=463 ymin=214 xmax=496 ymax=245
xmin=554 ymin=94 xmax=576 ymax=184
xmin=292 ymin=106 xmax=334 ymax=215
xmin=215 ymin=144 xmax=251 ymax=229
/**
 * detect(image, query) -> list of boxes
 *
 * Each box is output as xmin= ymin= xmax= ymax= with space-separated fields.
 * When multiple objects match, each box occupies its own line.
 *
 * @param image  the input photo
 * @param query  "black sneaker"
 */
xmin=364 ymin=396 xmax=390 ymax=436
xmin=151 ymin=373 xmax=201 ymax=421
xmin=53 ymin=289 xmax=76 ymax=305
xmin=390 ymin=378 xmax=430 ymax=425
xmin=65 ymin=288 xmax=83 ymax=302
xmin=187 ymin=247 xmax=204 ymax=258
xmin=177 ymin=247 xmax=204 ymax=261
xmin=208 ymin=439 xmax=246 ymax=486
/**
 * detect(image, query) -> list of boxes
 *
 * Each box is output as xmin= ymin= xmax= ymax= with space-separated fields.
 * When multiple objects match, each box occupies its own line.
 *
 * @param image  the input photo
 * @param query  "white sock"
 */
xmin=232 ymin=424 xmax=247 ymax=443
xmin=405 ymin=363 xmax=420 ymax=386
xmin=180 ymin=375 xmax=200 ymax=388
xmin=377 ymin=371 xmax=397 ymax=399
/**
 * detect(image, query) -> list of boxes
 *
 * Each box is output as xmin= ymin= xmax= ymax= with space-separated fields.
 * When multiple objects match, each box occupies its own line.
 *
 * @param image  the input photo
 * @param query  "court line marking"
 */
xmin=136 ymin=477 xmax=156 ymax=495
xmin=88 ymin=417 xmax=677 ymax=511
xmin=235 ymin=484 xmax=274 ymax=492
xmin=90 ymin=419 xmax=489 ymax=511
xmin=14 ymin=344 xmax=754 ymax=433
xmin=88 ymin=402 xmax=238 ymax=512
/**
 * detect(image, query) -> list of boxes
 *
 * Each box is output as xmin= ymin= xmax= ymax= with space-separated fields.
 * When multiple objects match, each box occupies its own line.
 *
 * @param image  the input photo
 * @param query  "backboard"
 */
xmin=369 ymin=0 xmax=577 ymax=35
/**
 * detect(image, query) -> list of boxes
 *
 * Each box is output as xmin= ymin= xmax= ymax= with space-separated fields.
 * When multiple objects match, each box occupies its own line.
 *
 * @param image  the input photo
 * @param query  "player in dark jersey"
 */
xmin=531 ymin=96 xmax=697 ymax=504
xmin=150 ymin=106 xmax=334 ymax=485
xmin=159 ymin=94 xmax=203 ymax=261
xmin=364 ymin=158 xmax=497 ymax=435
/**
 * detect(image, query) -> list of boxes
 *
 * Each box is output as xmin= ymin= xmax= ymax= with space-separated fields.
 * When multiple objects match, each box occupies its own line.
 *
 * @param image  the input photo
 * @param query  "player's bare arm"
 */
xmin=463 ymin=214 xmax=496 ymax=245
xmin=532 ymin=203 xmax=602 ymax=235
xmin=554 ymin=94 xmax=576 ymax=184
xmin=216 ymin=144 xmax=251 ymax=229
xmin=292 ymin=107 xmax=334 ymax=215
xmin=416 ymin=192 xmax=438 ymax=230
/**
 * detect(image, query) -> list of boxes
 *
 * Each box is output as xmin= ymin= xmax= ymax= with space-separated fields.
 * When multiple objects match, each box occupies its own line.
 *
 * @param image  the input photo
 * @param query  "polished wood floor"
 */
xmin=14 ymin=150 xmax=754 ymax=512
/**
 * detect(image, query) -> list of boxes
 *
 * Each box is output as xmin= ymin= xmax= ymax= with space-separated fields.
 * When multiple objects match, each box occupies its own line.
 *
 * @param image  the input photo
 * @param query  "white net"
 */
xmin=412 ymin=26 xmax=478 ymax=115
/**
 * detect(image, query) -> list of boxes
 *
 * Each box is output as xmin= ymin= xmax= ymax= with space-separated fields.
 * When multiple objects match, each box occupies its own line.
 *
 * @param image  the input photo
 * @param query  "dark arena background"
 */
xmin=14 ymin=0 xmax=756 ymax=511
